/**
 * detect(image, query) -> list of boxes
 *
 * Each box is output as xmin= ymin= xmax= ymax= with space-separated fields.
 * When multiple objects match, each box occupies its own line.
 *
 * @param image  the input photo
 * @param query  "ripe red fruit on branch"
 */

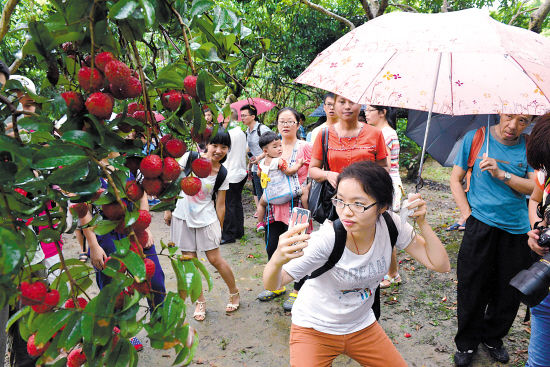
xmin=140 ymin=155 xmax=163 ymax=178
xmin=27 ymin=334 xmax=50 ymax=357
xmin=70 ymin=203 xmax=89 ymax=218
xmin=162 ymin=157 xmax=181 ymax=181
xmin=181 ymin=176 xmax=202 ymax=196
xmin=85 ymin=92 xmax=113 ymax=120
xmin=181 ymin=94 xmax=193 ymax=112
xmin=20 ymin=281 xmax=47 ymax=306
xmin=144 ymin=258 xmax=155 ymax=280
xmin=142 ymin=178 xmax=163 ymax=196
xmin=161 ymin=90 xmax=183 ymax=111
xmin=133 ymin=281 xmax=151 ymax=294
xmin=183 ymin=75 xmax=198 ymax=98
xmin=32 ymin=290 xmax=60 ymax=313
xmin=67 ymin=347 xmax=87 ymax=367
xmin=104 ymin=60 xmax=131 ymax=89
xmin=133 ymin=210 xmax=151 ymax=232
xmin=61 ymin=91 xmax=84 ymax=114
xmin=95 ymin=52 xmax=115 ymax=72
xmin=77 ymin=67 xmax=104 ymax=92
xmin=127 ymin=102 xmax=144 ymax=115
xmin=64 ymin=297 xmax=88 ymax=309
xmin=101 ymin=202 xmax=126 ymax=220
xmin=125 ymin=180 xmax=143 ymax=201
xmin=165 ymin=139 xmax=187 ymax=158
xmin=135 ymin=230 xmax=148 ymax=248
xmin=191 ymin=157 xmax=212 ymax=178
xmin=124 ymin=76 xmax=142 ymax=98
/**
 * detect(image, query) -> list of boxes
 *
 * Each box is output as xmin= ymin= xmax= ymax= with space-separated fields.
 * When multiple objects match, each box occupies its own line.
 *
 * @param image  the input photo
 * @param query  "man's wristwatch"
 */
xmin=502 ymin=171 xmax=512 ymax=182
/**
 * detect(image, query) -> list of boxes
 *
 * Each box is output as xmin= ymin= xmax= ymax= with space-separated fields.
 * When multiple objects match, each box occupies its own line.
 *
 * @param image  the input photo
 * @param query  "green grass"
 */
xmin=420 ymin=158 xmax=452 ymax=184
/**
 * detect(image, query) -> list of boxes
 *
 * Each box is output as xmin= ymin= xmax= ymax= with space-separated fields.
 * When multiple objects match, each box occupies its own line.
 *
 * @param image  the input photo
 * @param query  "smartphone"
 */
xmin=289 ymin=208 xmax=310 ymax=235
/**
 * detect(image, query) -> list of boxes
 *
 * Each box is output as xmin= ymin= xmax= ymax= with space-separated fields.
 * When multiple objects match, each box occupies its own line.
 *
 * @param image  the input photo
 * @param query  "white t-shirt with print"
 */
xmin=283 ymin=211 xmax=414 ymax=335
xmin=258 ymin=157 xmax=281 ymax=175
xmin=172 ymin=152 xmax=230 ymax=228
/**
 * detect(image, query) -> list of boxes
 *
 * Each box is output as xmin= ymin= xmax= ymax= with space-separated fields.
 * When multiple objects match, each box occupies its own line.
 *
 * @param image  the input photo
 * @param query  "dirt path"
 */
xmin=61 ymin=178 xmax=532 ymax=367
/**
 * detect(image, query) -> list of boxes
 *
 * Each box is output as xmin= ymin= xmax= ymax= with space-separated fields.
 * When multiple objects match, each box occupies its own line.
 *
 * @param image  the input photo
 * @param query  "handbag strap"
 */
xmin=321 ymin=128 xmax=330 ymax=171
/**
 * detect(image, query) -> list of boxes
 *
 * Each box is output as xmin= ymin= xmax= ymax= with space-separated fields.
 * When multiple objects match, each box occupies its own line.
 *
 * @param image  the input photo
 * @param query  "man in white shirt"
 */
xmin=309 ymin=92 xmax=337 ymax=144
xmin=221 ymin=109 xmax=248 ymax=244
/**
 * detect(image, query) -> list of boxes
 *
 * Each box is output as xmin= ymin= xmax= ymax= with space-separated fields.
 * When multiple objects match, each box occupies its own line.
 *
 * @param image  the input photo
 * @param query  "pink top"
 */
xmin=270 ymin=140 xmax=312 ymax=225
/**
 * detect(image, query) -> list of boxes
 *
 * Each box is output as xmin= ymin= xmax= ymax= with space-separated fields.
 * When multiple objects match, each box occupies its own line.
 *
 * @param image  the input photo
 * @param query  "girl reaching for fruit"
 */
xmin=164 ymin=129 xmax=240 ymax=321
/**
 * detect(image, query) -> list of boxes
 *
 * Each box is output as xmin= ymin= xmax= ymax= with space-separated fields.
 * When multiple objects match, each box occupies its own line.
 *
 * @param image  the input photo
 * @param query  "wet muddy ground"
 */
xmin=60 ymin=166 xmax=532 ymax=367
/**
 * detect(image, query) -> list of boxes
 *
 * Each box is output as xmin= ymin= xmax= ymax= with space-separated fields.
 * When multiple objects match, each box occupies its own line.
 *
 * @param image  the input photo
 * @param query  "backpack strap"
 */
xmin=321 ymin=128 xmax=330 ymax=171
xmin=308 ymin=219 xmax=346 ymax=279
xmin=212 ymin=165 xmax=227 ymax=201
xmin=464 ymin=126 xmax=486 ymax=193
xmin=382 ymin=212 xmax=398 ymax=249
xmin=183 ymin=151 xmax=199 ymax=177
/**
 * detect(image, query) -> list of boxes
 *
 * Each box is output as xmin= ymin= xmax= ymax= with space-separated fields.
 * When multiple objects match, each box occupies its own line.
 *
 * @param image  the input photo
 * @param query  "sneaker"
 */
xmin=257 ymin=287 xmax=286 ymax=301
xmin=256 ymin=222 xmax=266 ymax=232
xmin=129 ymin=336 xmax=143 ymax=352
xmin=283 ymin=293 xmax=298 ymax=312
xmin=483 ymin=343 xmax=509 ymax=363
xmin=148 ymin=198 xmax=160 ymax=206
xmin=454 ymin=349 xmax=476 ymax=366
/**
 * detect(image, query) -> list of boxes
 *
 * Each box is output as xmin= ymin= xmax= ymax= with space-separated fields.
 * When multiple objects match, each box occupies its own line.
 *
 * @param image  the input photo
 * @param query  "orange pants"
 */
xmin=289 ymin=322 xmax=407 ymax=367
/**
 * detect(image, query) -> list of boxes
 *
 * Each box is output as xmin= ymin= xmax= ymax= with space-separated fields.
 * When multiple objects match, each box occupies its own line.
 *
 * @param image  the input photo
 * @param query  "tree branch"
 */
xmin=299 ymin=0 xmax=355 ymax=29
xmin=0 ymin=0 xmax=20 ymax=44
xmin=388 ymin=2 xmax=418 ymax=13
xmin=168 ymin=2 xmax=196 ymax=75
xmin=529 ymin=0 xmax=550 ymax=33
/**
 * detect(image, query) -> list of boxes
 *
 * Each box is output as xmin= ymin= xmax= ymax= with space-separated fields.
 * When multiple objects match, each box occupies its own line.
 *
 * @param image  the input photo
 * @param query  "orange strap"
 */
xmin=464 ymin=126 xmax=486 ymax=193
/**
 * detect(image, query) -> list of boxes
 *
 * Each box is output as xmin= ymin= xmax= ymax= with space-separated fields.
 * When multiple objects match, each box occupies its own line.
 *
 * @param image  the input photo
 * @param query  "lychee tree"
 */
xmin=0 ymin=0 xmax=255 ymax=365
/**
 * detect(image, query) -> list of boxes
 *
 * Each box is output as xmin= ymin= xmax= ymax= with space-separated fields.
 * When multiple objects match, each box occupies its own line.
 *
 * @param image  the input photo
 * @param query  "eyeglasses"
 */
xmin=324 ymin=103 xmax=335 ymax=109
xmin=364 ymin=108 xmax=378 ymax=113
xmin=278 ymin=120 xmax=297 ymax=126
xmin=240 ymin=114 xmax=251 ymax=118
xmin=331 ymin=198 xmax=377 ymax=213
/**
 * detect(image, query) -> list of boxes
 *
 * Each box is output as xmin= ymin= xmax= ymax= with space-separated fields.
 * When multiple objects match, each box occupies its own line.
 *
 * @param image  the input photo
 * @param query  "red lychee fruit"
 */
xmin=114 ymin=219 xmax=128 ymax=235
xmin=101 ymin=202 xmax=126 ymax=220
xmin=161 ymin=90 xmax=183 ymax=111
xmin=70 ymin=203 xmax=89 ymax=219
xmin=61 ymin=91 xmax=84 ymax=114
xmin=142 ymin=178 xmax=163 ymax=196
xmin=133 ymin=210 xmax=151 ymax=232
xmin=108 ymin=83 xmax=126 ymax=100
xmin=77 ymin=66 xmax=104 ymax=92
xmin=165 ymin=139 xmax=187 ymax=158
xmin=114 ymin=290 xmax=129 ymax=310
xmin=144 ymin=258 xmax=155 ymax=280
xmin=161 ymin=157 xmax=181 ymax=182
xmin=124 ymin=156 xmax=142 ymax=173
xmin=134 ymin=230 xmax=148 ymax=248
xmin=67 ymin=347 xmax=86 ymax=367
xmin=21 ymin=281 xmax=47 ymax=306
xmin=127 ymin=102 xmax=144 ymax=115
xmin=26 ymin=333 xmax=50 ymax=357
xmin=124 ymin=76 xmax=142 ymax=99
xmin=191 ymin=157 xmax=212 ymax=178
xmin=181 ymin=94 xmax=193 ymax=112
xmin=125 ymin=180 xmax=143 ymax=201
xmin=104 ymin=60 xmax=131 ymax=89
xmin=140 ymin=154 xmax=163 ymax=178
xmin=32 ymin=289 xmax=60 ymax=314
xmin=133 ymin=281 xmax=151 ymax=294
xmin=85 ymin=92 xmax=113 ymax=120
xmin=159 ymin=134 xmax=173 ymax=147
xmin=183 ymin=75 xmax=198 ymax=98
xmin=180 ymin=176 xmax=202 ymax=196
xmin=64 ymin=297 xmax=88 ymax=309
xmin=94 ymin=52 xmax=115 ymax=72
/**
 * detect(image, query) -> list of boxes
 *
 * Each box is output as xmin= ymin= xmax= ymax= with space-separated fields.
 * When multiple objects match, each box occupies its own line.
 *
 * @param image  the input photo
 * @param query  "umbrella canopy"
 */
xmin=230 ymin=97 xmax=277 ymax=121
xmin=295 ymin=9 xmax=550 ymax=116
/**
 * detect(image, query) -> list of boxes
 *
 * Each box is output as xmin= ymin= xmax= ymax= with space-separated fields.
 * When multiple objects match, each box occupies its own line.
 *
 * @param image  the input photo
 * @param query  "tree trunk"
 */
xmin=529 ymin=0 xmax=550 ymax=33
xmin=0 ymin=0 xmax=21 ymax=44
xmin=299 ymin=0 xmax=355 ymax=29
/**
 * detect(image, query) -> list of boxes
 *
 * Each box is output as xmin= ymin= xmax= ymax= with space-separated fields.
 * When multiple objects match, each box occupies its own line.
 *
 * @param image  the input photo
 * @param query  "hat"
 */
xmin=9 ymin=75 xmax=36 ymax=95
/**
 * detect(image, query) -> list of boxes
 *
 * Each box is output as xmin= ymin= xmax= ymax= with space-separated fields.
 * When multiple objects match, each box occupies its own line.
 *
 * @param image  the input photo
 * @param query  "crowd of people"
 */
xmin=1 ymin=61 xmax=549 ymax=367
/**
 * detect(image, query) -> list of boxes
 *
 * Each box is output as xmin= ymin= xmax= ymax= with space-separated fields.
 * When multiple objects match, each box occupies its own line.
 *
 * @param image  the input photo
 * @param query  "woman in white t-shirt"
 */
xmin=263 ymin=161 xmax=450 ymax=366
xmin=164 ymin=130 xmax=239 ymax=321
xmin=365 ymin=105 xmax=405 ymax=289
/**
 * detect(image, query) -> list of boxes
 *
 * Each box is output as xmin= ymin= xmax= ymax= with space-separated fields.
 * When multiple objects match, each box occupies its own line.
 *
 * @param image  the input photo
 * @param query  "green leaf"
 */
xmin=33 ymin=144 xmax=88 ymax=170
xmin=191 ymin=0 xmax=214 ymax=17
xmin=183 ymin=329 xmax=199 ymax=365
xmin=28 ymin=21 xmax=55 ymax=60
xmin=115 ymin=251 xmax=145 ymax=282
xmin=110 ymin=0 xmax=140 ymax=20
xmin=149 ymin=199 xmax=176 ymax=212
xmin=38 ymin=228 xmax=61 ymax=244
xmin=124 ymin=209 xmax=138 ymax=227
xmin=61 ymin=130 xmax=96 ymax=149
xmin=57 ymin=312 xmax=82 ymax=350
xmin=93 ymin=220 xmax=119 ymax=236
xmin=0 ymin=228 xmax=24 ymax=274
xmin=6 ymin=307 xmax=30 ymax=332
xmin=192 ymin=257 xmax=213 ymax=291
xmin=191 ymin=99 xmax=204 ymax=134
xmin=183 ymin=260 xmax=202 ymax=302
xmin=34 ymin=309 xmax=71 ymax=345
xmin=18 ymin=116 xmax=53 ymax=132
xmin=46 ymin=160 xmax=90 ymax=185
xmin=139 ymin=0 xmax=156 ymax=27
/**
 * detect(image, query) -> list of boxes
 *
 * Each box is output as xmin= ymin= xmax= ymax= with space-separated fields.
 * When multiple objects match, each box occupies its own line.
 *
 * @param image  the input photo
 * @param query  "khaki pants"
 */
xmin=290 ymin=322 xmax=407 ymax=367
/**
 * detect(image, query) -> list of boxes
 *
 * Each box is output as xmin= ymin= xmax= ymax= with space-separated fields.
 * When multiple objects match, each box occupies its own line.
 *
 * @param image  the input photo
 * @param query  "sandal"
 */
xmin=193 ymin=301 xmax=206 ymax=321
xmin=78 ymin=252 xmax=88 ymax=262
xmin=226 ymin=291 xmax=240 ymax=313
xmin=446 ymin=222 xmax=465 ymax=231
xmin=380 ymin=274 xmax=402 ymax=289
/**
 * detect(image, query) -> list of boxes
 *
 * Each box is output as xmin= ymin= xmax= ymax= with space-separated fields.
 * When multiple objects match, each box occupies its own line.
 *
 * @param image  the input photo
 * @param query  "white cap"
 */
xmin=9 ymin=75 xmax=36 ymax=95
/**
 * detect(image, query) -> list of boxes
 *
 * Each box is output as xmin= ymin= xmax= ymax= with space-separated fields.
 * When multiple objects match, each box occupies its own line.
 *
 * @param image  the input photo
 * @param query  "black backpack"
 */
xmin=183 ymin=151 xmax=227 ymax=201
xmin=306 ymin=212 xmax=398 ymax=320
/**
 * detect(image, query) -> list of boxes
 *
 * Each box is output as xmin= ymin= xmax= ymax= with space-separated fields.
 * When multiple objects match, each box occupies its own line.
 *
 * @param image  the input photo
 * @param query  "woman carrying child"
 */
xmin=264 ymin=161 xmax=450 ymax=366
xmin=256 ymin=108 xmax=312 ymax=312
xmin=164 ymin=130 xmax=239 ymax=321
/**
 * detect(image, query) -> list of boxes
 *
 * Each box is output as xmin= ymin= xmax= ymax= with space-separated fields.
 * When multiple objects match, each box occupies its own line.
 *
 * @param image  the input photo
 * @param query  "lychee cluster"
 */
xmin=20 ymin=281 xmax=60 ymax=314
xmin=114 ymin=257 xmax=155 ymax=310
xmin=135 ymin=153 xmax=182 ymax=197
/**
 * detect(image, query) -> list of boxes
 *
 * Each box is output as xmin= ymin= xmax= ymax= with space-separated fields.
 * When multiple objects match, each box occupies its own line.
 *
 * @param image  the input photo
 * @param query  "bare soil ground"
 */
xmin=60 ymin=162 xmax=532 ymax=367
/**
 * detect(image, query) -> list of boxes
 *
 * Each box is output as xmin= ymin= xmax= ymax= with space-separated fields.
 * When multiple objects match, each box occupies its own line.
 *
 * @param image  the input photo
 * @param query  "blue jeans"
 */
xmin=526 ymin=294 xmax=550 ymax=367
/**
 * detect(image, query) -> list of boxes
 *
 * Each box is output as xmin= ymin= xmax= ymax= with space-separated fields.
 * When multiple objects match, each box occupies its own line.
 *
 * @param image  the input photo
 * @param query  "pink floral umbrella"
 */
xmin=230 ymin=98 xmax=277 ymax=121
xmin=295 ymin=8 xmax=550 ymax=182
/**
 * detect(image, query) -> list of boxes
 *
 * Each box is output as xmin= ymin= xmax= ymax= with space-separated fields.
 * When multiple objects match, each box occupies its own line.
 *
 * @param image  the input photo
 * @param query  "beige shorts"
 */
xmin=170 ymin=217 xmax=221 ymax=252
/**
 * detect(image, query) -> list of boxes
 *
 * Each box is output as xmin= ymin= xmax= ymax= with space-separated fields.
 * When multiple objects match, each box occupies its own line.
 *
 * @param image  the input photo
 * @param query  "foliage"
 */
xmin=0 ymin=0 xmax=253 ymax=365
